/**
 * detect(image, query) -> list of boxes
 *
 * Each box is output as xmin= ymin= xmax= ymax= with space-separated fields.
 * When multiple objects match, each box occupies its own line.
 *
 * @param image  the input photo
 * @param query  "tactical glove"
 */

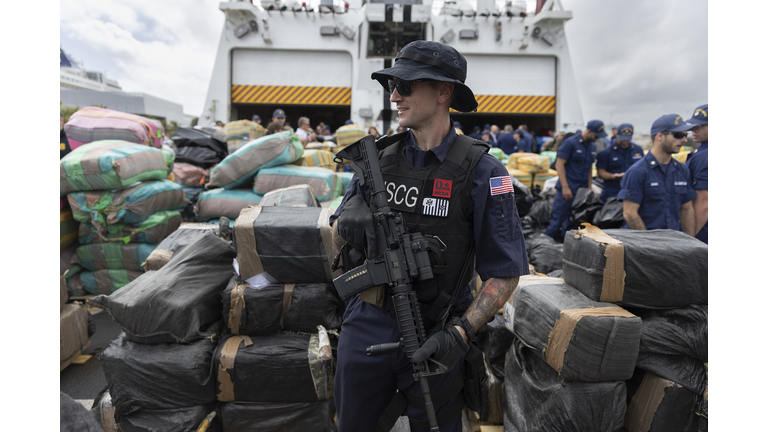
xmin=411 ymin=324 xmax=469 ymax=371
xmin=336 ymin=194 xmax=377 ymax=259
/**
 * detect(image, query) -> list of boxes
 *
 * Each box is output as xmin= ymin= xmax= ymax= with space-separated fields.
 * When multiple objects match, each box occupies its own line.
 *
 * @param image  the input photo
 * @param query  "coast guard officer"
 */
xmin=595 ymin=123 xmax=644 ymax=202
xmin=329 ymin=40 xmax=529 ymax=431
xmin=544 ymin=120 xmax=603 ymax=241
xmin=619 ymin=114 xmax=698 ymax=234
xmin=686 ymin=104 xmax=708 ymax=244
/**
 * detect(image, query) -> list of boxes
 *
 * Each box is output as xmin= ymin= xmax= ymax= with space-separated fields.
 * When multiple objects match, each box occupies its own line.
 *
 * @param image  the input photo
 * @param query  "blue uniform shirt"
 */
xmin=516 ymin=131 xmax=532 ymax=153
xmin=330 ymin=128 xmax=530 ymax=285
xmin=555 ymin=130 xmax=597 ymax=191
xmin=618 ymin=152 xmax=698 ymax=231
xmin=497 ymin=132 xmax=519 ymax=155
xmin=686 ymin=141 xmax=708 ymax=243
xmin=595 ymin=142 xmax=644 ymax=201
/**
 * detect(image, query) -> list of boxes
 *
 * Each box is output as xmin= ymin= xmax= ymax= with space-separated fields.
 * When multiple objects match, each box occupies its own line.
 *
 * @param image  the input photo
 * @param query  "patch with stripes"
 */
xmin=422 ymin=197 xmax=449 ymax=217
xmin=490 ymin=176 xmax=514 ymax=196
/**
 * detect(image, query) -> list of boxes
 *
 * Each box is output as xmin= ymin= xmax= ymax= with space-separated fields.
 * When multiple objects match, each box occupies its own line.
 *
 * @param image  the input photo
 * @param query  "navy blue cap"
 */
xmin=454 ymin=121 xmax=462 ymax=128
xmin=273 ymin=109 xmax=286 ymax=118
xmin=345 ymin=119 xmax=353 ymax=125
xmin=617 ymin=123 xmax=634 ymax=141
xmin=650 ymin=114 xmax=700 ymax=137
xmin=323 ymin=125 xmax=331 ymax=131
xmin=687 ymin=104 xmax=708 ymax=125
xmin=586 ymin=120 xmax=608 ymax=138
xmin=252 ymin=114 xmax=261 ymax=121
xmin=484 ymin=123 xmax=491 ymax=130
xmin=473 ymin=126 xmax=480 ymax=131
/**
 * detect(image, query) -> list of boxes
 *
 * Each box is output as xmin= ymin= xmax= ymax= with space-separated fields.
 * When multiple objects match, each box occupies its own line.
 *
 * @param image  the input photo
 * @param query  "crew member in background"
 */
xmin=515 ymin=125 xmax=532 ymax=153
xmin=60 ymin=112 xmax=72 ymax=159
xmin=252 ymin=114 xmax=262 ymax=125
xmin=619 ymin=114 xmax=698 ymax=235
xmin=271 ymin=109 xmax=287 ymax=128
xmin=489 ymin=125 xmax=499 ymax=145
xmin=453 ymin=121 xmax=464 ymax=135
xmin=530 ymin=131 xmax=538 ymax=153
xmin=609 ymin=127 xmax=619 ymax=144
xmin=545 ymin=120 xmax=603 ymax=241
xmin=685 ymin=104 xmax=708 ymax=243
xmin=595 ymin=123 xmax=643 ymax=202
xmin=296 ymin=116 xmax=316 ymax=145
xmin=480 ymin=129 xmax=492 ymax=144
xmin=330 ymin=40 xmax=528 ymax=432
xmin=497 ymin=125 xmax=519 ymax=155
xmin=469 ymin=125 xmax=481 ymax=140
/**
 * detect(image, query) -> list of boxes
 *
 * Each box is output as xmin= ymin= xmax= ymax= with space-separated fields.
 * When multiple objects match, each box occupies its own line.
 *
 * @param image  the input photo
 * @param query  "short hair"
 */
xmin=428 ymin=81 xmax=457 ymax=108
xmin=519 ymin=124 xmax=528 ymax=132
xmin=266 ymin=121 xmax=282 ymax=135
xmin=298 ymin=116 xmax=310 ymax=126
xmin=504 ymin=125 xmax=513 ymax=132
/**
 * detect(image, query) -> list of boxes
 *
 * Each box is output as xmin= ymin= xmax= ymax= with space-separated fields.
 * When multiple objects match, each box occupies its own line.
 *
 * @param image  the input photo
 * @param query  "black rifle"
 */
xmin=332 ymin=135 xmax=447 ymax=431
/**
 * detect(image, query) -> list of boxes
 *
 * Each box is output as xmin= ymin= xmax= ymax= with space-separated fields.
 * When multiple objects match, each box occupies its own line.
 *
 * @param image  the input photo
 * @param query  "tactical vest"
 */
xmin=376 ymin=132 xmax=489 ymax=322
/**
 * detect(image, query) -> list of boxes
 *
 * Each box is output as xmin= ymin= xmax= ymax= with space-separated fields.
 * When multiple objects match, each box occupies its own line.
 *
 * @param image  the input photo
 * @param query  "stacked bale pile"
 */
xmin=63 ymin=106 xmax=164 ymax=150
xmin=60 ymin=140 xmax=181 ymax=296
xmin=506 ymin=152 xmax=550 ymax=188
xmin=224 ymin=120 xmax=265 ymax=154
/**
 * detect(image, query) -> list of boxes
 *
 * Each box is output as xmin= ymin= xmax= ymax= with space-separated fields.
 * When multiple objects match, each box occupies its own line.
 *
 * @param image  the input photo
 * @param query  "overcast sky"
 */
xmin=59 ymin=0 xmax=707 ymax=133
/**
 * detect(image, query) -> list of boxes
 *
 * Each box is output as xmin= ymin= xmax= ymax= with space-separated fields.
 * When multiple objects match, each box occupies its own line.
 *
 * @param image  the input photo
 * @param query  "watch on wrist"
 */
xmin=450 ymin=316 xmax=476 ymax=341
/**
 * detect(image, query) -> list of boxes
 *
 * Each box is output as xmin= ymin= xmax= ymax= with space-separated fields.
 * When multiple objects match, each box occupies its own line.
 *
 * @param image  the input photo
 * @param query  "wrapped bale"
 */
xmin=224 ymin=120 xmax=265 ymax=142
xmin=333 ymin=124 xmax=366 ymax=148
xmin=99 ymin=326 xmax=220 ymax=420
xmin=514 ymin=154 xmax=551 ymax=174
xmin=253 ymin=166 xmax=344 ymax=202
xmin=635 ymin=353 xmax=707 ymax=397
xmin=532 ymin=169 xmax=557 ymax=189
xmin=507 ymin=168 xmax=532 ymax=188
xmin=503 ymin=338 xmax=627 ymax=432
xmin=60 ymin=140 xmax=169 ymax=196
xmin=570 ymin=188 xmax=603 ymax=226
xmin=68 ymin=269 xmax=143 ymax=295
xmin=60 ymin=208 xmax=79 ymax=251
xmin=60 ymin=303 xmax=90 ymax=364
xmin=143 ymin=223 xmax=217 ymax=271
xmin=215 ymin=328 xmax=334 ymax=403
xmin=64 ymin=106 xmax=164 ymax=149
xmin=217 ymin=399 xmax=336 ymax=432
xmin=696 ymin=372 xmax=708 ymax=432
xmin=260 ymin=184 xmax=320 ymax=207
xmin=60 ymin=274 xmax=68 ymax=311
xmin=340 ymin=171 xmax=354 ymax=191
xmin=476 ymin=314 xmax=514 ymax=379
xmin=78 ymin=210 xmax=181 ymax=245
xmin=524 ymin=232 xmax=556 ymax=255
xmin=625 ymin=371 xmax=700 ymax=432
xmin=527 ymin=195 xmax=554 ymax=227
xmin=528 ymin=242 xmax=563 ymax=275
xmin=293 ymin=149 xmax=337 ymax=171
xmin=116 ymin=404 xmax=221 ymax=432
xmin=68 ymin=180 xmax=187 ymax=226
xmin=592 ymin=196 xmax=624 ymax=228
xmin=562 ymin=223 xmax=708 ymax=308
xmin=195 ymin=189 xmax=263 ymax=221
xmin=208 ymin=131 xmax=303 ymax=190
xmin=173 ymin=162 xmax=210 ymax=187
xmin=223 ymin=275 xmax=343 ymax=336
xmin=89 ymin=231 xmax=236 ymax=344
xmin=506 ymin=276 xmax=641 ymax=381
xmin=73 ymin=243 xmax=156 ymax=271
xmin=234 ymin=206 xmax=342 ymax=282
xmin=60 ymin=391 xmax=102 ymax=432
xmin=171 ymin=126 xmax=228 ymax=165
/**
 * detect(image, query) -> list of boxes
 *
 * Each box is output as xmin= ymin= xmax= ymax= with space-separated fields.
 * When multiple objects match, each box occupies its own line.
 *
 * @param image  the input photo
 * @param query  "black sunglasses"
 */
xmin=665 ymin=131 xmax=688 ymax=139
xmin=387 ymin=79 xmax=432 ymax=96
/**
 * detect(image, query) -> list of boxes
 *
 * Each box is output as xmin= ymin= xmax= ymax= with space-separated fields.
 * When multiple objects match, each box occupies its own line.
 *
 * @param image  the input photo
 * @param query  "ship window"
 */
xmin=367 ymin=22 xmax=426 ymax=58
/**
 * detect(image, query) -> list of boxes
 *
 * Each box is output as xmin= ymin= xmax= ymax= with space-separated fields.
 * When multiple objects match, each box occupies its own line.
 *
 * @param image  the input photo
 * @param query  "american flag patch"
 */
xmin=490 ymin=176 xmax=514 ymax=196
xmin=422 ymin=197 xmax=449 ymax=217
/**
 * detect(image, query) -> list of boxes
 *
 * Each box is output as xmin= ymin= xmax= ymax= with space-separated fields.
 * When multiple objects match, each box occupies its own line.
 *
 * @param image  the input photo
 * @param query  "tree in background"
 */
xmin=60 ymin=101 xmax=79 ymax=123
xmin=191 ymin=117 xmax=198 ymax=127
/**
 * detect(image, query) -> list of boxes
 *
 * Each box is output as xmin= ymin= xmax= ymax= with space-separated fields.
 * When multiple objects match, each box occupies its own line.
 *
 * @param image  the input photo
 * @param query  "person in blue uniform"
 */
xmin=595 ymin=123 xmax=644 ymax=202
xmin=468 ymin=125 xmax=481 ymax=140
xmin=618 ymin=114 xmax=698 ymax=234
xmin=497 ymin=125 xmax=519 ymax=155
xmin=515 ymin=126 xmax=533 ymax=153
xmin=329 ymin=40 xmax=529 ymax=432
xmin=544 ymin=120 xmax=603 ymax=241
xmin=685 ymin=104 xmax=707 ymax=243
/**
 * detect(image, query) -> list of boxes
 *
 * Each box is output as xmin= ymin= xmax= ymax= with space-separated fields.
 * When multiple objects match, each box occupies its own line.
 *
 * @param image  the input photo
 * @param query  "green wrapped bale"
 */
xmin=253 ymin=166 xmax=344 ymax=202
xmin=68 ymin=269 xmax=143 ymax=295
xmin=74 ymin=243 xmax=157 ymax=272
xmin=60 ymin=140 xmax=170 ymax=196
xmin=78 ymin=210 xmax=181 ymax=245
xmin=68 ymin=180 xmax=187 ymax=227
xmin=61 ymin=209 xmax=79 ymax=251
xmin=194 ymin=189 xmax=262 ymax=221
xmin=208 ymin=131 xmax=303 ymax=190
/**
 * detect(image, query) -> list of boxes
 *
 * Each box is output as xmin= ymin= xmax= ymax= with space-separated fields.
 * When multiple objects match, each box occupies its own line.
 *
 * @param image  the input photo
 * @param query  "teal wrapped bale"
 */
xmin=68 ymin=269 xmax=143 ymax=295
xmin=78 ymin=210 xmax=181 ymax=245
xmin=60 ymin=140 xmax=170 ymax=196
xmin=68 ymin=180 xmax=187 ymax=227
xmin=253 ymin=166 xmax=344 ymax=202
xmin=74 ymin=243 xmax=156 ymax=272
xmin=208 ymin=131 xmax=303 ymax=190
xmin=195 ymin=189 xmax=262 ymax=221
xmin=340 ymin=171 xmax=354 ymax=192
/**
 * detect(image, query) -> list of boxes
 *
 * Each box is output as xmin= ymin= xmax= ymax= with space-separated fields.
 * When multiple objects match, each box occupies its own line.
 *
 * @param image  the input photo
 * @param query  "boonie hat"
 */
xmin=273 ymin=109 xmax=286 ymax=118
xmin=371 ymin=40 xmax=478 ymax=112
xmin=586 ymin=120 xmax=608 ymax=138
xmin=687 ymin=104 xmax=708 ymax=125
xmin=617 ymin=123 xmax=634 ymax=141
xmin=650 ymin=114 xmax=700 ymax=137
xmin=252 ymin=114 xmax=261 ymax=121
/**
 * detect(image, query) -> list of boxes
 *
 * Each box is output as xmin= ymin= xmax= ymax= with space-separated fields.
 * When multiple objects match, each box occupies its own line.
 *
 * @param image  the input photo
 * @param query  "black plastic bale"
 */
xmin=89 ymin=231 xmax=235 ymax=344
xmin=527 ymin=196 xmax=554 ymax=227
xmin=510 ymin=278 xmax=641 ymax=382
xmin=214 ymin=331 xmax=335 ymax=403
xmin=222 ymin=275 xmax=343 ymax=336
xmin=524 ymin=232 xmax=555 ymax=256
xmin=61 ymin=392 xmax=102 ymax=432
xmin=217 ymin=399 xmax=337 ymax=432
xmin=503 ymin=338 xmax=627 ymax=432
xmin=476 ymin=314 xmax=515 ymax=379
xmin=569 ymin=187 xmax=603 ymax=225
xmin=528 ymin=242 xmax=564 ymax=275
xmin=144 ymin=224 xmax=219 ymax=270
xmin=592 ymin=196 xmax=625 ymax=228
xmin=116 ymin=403 xmax=222 ymax=432
xmin=99 ymin=323 xmax=221 ymax=421
xmin=624 ymin=369 xmax=700 ymax=432
xmin=562 ymin=228 xmax=708 ymax=308
xmin=512 ymin=176 xmax=533 ymax=217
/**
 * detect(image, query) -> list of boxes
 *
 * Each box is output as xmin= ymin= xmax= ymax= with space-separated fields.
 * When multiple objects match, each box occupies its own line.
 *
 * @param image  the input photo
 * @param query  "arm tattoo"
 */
xmin=625 ymin=213 xmax=646 ymax=230
xmin=463 ymin=277 xmax=519 ymax=332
